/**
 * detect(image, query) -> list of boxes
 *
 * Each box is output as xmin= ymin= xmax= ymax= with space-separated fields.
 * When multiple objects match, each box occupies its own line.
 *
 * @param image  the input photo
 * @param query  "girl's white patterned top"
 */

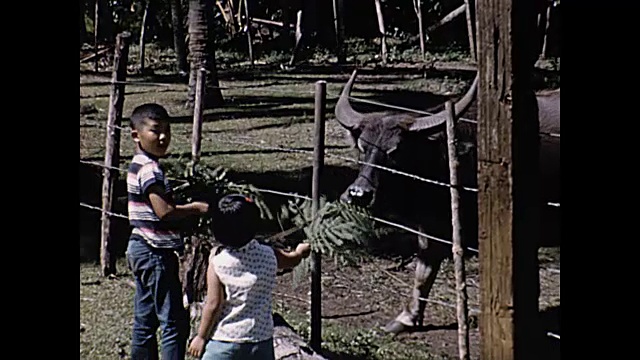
xmin=210 ymin=239 xmax=277 ymax=343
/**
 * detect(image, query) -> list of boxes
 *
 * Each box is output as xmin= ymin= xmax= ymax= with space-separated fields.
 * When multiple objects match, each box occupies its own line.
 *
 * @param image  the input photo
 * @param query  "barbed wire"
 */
xmin=78 ymin=163 xmax=558 ymax=276
xmin=79 ymin=159 xmax=128 ymax=174
xmin=80 ymin=83 xmax=560 ymax=138
xmin=79 ymin=170 xmax=559 ymax=310
xmin=79 ymin=159 xmax=188 ymax=184
xmin=79 ymin=202 xmax=129 ymax=220
xmin=80 ymin=119 xmax=128 ymax=131
xmin=210 ymin=135 xmax=559 ymax=208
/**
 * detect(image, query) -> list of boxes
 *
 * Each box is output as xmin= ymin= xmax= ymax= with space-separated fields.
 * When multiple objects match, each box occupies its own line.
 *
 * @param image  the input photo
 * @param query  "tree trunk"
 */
xmin=187 ymin=0 xmax=224 ymax=108
xmin=139 ymin=0 xmax=151 ymax=73
xmin=97 ymin=0 xmax=115 ymax=43
xmin=541 ymin=4 xmax=552 ymax=58
xmin=332 ymin=0 xmax=346 ymax=63
xmin=170 ymin=0 xmax=189 ymax=75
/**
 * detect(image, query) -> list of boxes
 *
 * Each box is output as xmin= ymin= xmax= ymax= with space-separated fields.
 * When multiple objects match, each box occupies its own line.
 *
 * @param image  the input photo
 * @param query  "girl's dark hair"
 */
xmin=210 ymin=194 xmax=260 ymax=248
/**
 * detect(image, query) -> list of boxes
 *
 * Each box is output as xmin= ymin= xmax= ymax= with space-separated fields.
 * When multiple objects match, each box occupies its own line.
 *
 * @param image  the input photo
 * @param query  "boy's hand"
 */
xmin=188 ymin=335 xmax=207 ymax=358
xmin=192 ymin=201 xmax=209 ymax=214
xmin=296 ymin=242 xmax=312 ymax=258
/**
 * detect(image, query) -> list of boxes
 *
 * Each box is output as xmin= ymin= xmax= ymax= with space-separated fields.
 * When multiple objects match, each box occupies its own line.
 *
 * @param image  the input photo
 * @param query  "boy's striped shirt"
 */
xmin=127 ymin=153 xmax=182 ymax=249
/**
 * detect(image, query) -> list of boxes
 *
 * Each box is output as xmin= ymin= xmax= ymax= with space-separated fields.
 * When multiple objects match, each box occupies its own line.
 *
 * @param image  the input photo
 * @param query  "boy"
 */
xmin=126 ymin=103 xmax=209 ymax=360
xmin=187 ymin=194 xmax=311 ymax=360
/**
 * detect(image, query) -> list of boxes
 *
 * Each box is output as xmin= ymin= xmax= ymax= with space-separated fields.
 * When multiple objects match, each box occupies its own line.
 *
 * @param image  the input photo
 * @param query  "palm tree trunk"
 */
xmin=170 ymin=0 xmax=189 ymax=75
xmin=187 ymin=0 xmax=224 ymax=108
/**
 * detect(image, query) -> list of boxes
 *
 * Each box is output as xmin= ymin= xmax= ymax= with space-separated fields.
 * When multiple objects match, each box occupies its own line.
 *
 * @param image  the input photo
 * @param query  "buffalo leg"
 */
xmin=384 ymin=227 xmax=448 ymax=334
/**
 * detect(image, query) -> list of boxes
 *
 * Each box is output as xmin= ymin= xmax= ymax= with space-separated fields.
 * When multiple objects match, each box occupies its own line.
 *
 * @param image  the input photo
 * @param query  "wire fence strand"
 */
xmin=80 ymin=119 xmax=128 ymax=131
xmin=211 ymin=135 xmax=558 ymax=207
xmin=79 ymin=202 xmax=129 ymax=220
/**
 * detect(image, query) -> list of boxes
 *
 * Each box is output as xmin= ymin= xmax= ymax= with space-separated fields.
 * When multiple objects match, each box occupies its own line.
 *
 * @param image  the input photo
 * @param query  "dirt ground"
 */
xmin=273 ymin=242 xmax=560 ymax=360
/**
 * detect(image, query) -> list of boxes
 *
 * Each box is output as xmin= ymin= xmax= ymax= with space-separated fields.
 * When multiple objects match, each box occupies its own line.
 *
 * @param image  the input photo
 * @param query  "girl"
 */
xmin=187 ymin=194 xmax=311 ymax=359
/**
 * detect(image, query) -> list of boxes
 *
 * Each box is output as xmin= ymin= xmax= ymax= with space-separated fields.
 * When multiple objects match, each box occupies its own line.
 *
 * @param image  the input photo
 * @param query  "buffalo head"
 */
xmin=335 ymin=70 xmax=478 ymax=208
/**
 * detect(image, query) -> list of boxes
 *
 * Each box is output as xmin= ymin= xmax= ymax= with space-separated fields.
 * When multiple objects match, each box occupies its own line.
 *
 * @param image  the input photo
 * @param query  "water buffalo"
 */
xmin=334 ymin=69 xmax=560 ymax=334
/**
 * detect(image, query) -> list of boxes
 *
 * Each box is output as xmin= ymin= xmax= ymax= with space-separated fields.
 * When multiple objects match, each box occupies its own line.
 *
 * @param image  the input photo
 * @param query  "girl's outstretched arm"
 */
xmin=274 ymin=242 xmax=311 ymax=269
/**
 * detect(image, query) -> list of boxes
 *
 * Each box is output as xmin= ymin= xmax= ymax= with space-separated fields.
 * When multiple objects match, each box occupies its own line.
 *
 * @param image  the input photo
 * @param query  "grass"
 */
xmin=80 ymin=258 xmax=135 ymax=359
xmin=79 ymin=258 xmax=454 ymax=360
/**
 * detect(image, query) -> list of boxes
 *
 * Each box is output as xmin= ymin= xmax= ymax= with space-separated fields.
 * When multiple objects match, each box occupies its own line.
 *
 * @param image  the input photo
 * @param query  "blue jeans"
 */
xmin=201 ymin=338 xmax=274 ymax=360
xmin=127 ymin=238 xmax=189 ymax=360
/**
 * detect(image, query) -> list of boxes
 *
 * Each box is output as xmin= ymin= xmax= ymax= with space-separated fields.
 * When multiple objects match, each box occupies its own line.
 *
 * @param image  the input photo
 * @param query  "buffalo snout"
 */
xmin=340 ymin=184 xmax=374 ymax=207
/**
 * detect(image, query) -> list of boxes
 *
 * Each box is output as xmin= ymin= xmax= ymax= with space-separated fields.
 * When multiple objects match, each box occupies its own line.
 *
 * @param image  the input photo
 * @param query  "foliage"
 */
xmin=168 ymin=160 xmax=377 ymax=260
xmin=278 ymin=196 xmax=378 ymax=283
xmin=167 ymin=160 xmax=378 ymax=292
xmin=169 ymin=161 xmax=274 ymax=238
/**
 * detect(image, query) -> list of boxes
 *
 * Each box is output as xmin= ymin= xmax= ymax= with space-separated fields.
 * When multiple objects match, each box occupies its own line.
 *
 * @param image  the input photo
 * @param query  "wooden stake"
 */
xmin=310 ymin=80 xmax=327 ymax=351
xmin=243 ymin=0 xmax=254 ymax=67
xmin=412 ymin=0 xmax=426 ymax=60
xmin=191 ymin=68 xmax=206 ymax=165
xmin=101 ymin=32 xmax=131 ymax=277
xmin=445 ymin=101 xmax=470 ymax=360
xmin=463 ymin=0 xmax=477 ymax=61
xmin=94 ymin=0 xmax=100 ymax=72
xmin=139 ymin=0 xmax=150 ymax=73
xmin=373 ymin=0 xmax=387 ymax=64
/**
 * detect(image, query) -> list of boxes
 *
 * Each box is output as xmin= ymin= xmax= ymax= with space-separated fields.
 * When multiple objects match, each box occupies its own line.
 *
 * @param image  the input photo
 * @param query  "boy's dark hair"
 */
xmin=211 ymin=194 xmax=260 ymax=248
xmin=130 ymin=103 xmax=170 ymax=130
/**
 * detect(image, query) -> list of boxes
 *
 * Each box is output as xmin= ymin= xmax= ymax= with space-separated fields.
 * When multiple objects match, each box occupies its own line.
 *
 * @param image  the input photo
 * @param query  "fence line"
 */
xmin=371 ymin=215 xmax=479 ymax=254
xmin=79 ymin=159 xmax=188 ymax=184
xmin=80 ymin=177 xmax=559 ymax=300
xmin=211 ymin=136 xmax=479 ymax=191
xmin=80 ymin=76 xmax=560 ymax=139
xmin=210 ymin=135 xmax=559 ymax=208
xmin=80 ymin=128 xmax=559 ymax=208
xmin=80 ymin=192 xmax=482 ymax=318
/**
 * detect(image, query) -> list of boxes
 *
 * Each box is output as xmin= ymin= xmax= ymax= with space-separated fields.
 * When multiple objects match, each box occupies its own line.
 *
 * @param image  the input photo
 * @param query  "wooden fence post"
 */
xmin=446 ymin=101 xmax=470 ymax=360
xmin=243 ymin=0 xmax=254 ymax=67
xmin=412 ymin=0 xmax=426 ymax=61
xmin=463 ymin=0 xmax=477 ymax=61
xmin=101 ymin=31 xmax=131 ymax=277
xmin=191 ymin=68 xmax=206 ymax=166
xmin=477 ymin=0 xmax=541 ymax=358
xmin=373 ymin=0 xmax=387 ymax=64
xmin=310 ymin=80 xmax=326 ymax=351
xmin=332 ymin=0 xmax=346 ymax=64
xmin=139 ymin=0 xmax=150 ymax=73
xmin=94 ymin=0 xmax=100 ymax=72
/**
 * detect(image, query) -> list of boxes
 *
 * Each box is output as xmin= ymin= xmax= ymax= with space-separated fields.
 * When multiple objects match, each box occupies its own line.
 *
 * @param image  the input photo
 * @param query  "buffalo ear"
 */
xmin=343 ymin=127 xmax=362 ymax=150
